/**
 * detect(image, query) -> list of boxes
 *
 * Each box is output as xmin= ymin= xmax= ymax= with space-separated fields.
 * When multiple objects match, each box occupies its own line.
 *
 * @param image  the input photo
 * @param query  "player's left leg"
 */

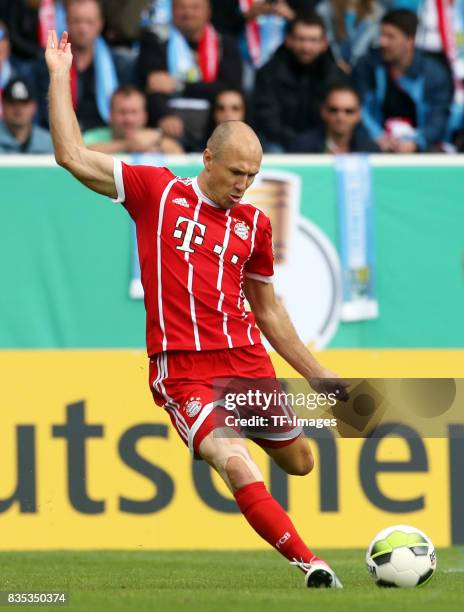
xmin=259 ymin=434 xmax=314 ymax=476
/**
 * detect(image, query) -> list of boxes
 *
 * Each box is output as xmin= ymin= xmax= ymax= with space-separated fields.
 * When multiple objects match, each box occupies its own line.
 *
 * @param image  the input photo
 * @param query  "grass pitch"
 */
xmin=0 ymin=549 xmax=462 ymax=611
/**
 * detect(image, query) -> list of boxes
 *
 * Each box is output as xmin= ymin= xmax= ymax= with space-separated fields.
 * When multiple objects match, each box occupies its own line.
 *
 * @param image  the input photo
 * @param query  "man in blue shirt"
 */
xmin=353 ymin=9 xmax=453 ymax=152
xmin=0 ymin=78 xmax=53 ymax=153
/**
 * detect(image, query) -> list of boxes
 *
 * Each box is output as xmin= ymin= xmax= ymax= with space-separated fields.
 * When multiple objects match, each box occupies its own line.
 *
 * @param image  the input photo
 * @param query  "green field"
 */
xmin=0 ymin=549 xmax=462 ymax=611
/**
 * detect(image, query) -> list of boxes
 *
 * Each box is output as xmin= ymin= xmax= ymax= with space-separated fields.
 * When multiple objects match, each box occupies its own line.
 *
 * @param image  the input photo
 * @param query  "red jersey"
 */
xmin=113 ymin=160 xmax=274 ymax=356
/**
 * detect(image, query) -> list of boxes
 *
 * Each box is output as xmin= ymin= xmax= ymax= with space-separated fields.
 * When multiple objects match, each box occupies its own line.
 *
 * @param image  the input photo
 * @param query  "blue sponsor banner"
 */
xmin=335 ymin=154 xmax=378 ymax=321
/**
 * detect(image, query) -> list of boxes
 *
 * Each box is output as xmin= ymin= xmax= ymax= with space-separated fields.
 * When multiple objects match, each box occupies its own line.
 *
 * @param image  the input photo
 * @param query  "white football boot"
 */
xmin=290 ymin=558 xmax=343 ymax=589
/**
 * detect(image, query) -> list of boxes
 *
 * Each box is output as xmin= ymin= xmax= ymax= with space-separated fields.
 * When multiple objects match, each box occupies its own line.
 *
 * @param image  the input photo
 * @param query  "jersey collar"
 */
xmin=192 ymin=177 xmax=221 ymax=208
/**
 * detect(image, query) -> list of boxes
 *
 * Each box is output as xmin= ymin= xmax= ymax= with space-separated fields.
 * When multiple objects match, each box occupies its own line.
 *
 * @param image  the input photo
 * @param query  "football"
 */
xmin=366 ymin=525 xmax=437 ymax=587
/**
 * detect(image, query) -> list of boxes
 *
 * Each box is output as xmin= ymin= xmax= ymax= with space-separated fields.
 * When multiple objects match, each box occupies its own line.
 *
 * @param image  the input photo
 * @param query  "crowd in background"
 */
xmin=1 ymin=0 xmax=464 ymax=155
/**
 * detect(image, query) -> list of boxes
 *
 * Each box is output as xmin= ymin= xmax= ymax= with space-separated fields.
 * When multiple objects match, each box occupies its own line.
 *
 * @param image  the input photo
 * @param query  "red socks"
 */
xmin=234 ymin=481 xmax=317 ymax=564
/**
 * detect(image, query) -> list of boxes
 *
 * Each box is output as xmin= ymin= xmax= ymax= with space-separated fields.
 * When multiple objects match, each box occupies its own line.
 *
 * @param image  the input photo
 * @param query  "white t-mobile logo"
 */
xmin=173 ymin=216 xmax=207 ymax=253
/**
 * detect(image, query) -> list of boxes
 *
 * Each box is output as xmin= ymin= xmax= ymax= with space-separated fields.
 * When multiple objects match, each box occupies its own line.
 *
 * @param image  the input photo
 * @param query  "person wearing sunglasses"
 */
xmin=290 ymin=83 xmax=379 ymax=153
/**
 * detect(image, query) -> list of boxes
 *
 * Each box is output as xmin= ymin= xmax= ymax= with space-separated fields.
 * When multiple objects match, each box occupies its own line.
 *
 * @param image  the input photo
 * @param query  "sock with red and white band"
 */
xmin=234 ymin=481 xmax=320 ymax=568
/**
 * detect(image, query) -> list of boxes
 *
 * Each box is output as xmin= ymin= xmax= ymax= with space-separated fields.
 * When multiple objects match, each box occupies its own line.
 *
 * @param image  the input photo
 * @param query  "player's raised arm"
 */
xmin=46 ymin=30 xmax=116 ymax=198
xmin=244 ymin=277 xmax=350 ymax=400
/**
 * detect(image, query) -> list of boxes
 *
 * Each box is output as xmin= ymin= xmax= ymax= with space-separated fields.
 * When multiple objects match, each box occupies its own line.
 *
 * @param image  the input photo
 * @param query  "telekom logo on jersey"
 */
xmin=173 ymin=216 xmax=206 ymax=254
xmin=172 ymin=215 xmax=241 ymax=265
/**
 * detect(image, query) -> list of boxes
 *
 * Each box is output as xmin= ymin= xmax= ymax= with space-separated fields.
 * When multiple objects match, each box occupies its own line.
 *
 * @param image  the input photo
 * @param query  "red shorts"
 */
xmin=148 ymin=343 xmax=302 ymax=454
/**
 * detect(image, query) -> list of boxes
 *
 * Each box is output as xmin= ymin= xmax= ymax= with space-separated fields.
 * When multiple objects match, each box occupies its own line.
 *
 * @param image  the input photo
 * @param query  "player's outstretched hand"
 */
xmin=45 ymin=30 xmax=73 ymax=75
xmin=309 ymin=368 xmax=350 ymax=402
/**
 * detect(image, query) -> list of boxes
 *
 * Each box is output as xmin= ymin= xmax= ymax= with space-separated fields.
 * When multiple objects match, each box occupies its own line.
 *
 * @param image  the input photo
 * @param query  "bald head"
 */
xmin=199 ymin=121 xmax=262 ymax=209
xmin=207 ymin=121 xmax=262 ymax=160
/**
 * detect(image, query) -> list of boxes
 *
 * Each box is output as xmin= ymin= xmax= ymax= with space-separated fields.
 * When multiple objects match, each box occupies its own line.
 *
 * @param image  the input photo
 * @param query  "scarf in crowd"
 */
xmin=38 ymin=0 xmax=67 ymax=47
xmin=0 ymin=58 xmax=12 ymax=120
xmin=0 ymin=59 xmax=11 ymax=89
xmin=434 ymin=0 xmax=464 ymax=136
xmin=239 ymin=0 xmax=285 ymax=68
xmin=0 ymin=17 xmax=11 ymax=118
xmin=167 ymin=24 xmax=219 ymax=83
xmin=70 ymin=37 xmax=119 ymax=123
xmin=335 ymin=155 xmax=378 ymax=322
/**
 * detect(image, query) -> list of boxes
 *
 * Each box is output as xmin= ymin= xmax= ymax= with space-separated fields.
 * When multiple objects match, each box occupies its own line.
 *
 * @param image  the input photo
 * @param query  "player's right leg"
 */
xmin=198 ymin=431 xmax=342 ymax=588
xmin=250 ymin=435 xmax=343 ymax=587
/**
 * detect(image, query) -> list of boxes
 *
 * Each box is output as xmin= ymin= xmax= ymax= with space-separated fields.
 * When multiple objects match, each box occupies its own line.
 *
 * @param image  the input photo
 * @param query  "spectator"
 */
xmin=210 ymin=1 xmax=317 ymax=40
xmin=35 ymin=0 xmax=133 ymax=131
xmin=237 ymin=1 xmax=315 ymax=69
xmin=101 ymin=0 xmax=148 ymax=49
xmin=396 ymin=0 xmax=455 ymax=62
xmin=83 ymin=84 xmax=184 ymax=153
xmin=411 ymin=0 xmax=464 ymax=143
xmin=0 ymin=77 xmax=53 ymax=153
xmin=209 ymin=1 xmax=318 ymax=90
xmin=1 ymin=21 xmax=25 ymax=118
xmin=202 ymin=88 xmax=248 ymax=145
xmin=6 ymin=0 xmax=67 ymax=63
xmin=5 ymin=0 xmax=44 ymax=62
xmin=253 ymin=13 xmax=346 ymax=151
xmin=137 ymin=0 xmax=243 ymax=150
xmin=212 ymin=89 xmax=247 ymax=124
xmin=353 ymin=9 xmax=453 ymax=152
xmin=316 ymin=0 xmax=385 ymax=73
xmin=290 ymin=83 xmax=380 ymax=152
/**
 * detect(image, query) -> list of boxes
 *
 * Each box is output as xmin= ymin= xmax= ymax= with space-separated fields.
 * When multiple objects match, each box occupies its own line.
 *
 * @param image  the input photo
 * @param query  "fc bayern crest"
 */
xmin=234 ymin=221 xmax=249 ymax=240
xmin=185 ymin=397 xmax=202 ymax=417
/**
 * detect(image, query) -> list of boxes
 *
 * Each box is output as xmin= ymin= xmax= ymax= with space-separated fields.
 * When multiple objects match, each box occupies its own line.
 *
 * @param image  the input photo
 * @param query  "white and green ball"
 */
xmin=366 ymin=525 xmax=437 ymax=588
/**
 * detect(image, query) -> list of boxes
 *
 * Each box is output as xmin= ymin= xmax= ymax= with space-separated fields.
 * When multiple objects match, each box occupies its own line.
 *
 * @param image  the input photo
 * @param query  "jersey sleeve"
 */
xmin=244 ymin=212 xmax=274 ymax=282
xmin=112 ymin=159 xmax=167 ymax=220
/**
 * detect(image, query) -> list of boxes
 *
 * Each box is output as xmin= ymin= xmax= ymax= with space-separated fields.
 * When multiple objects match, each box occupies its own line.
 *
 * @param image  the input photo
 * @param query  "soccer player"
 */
xmin=46 ymin=30 xmax=348 ymax=589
